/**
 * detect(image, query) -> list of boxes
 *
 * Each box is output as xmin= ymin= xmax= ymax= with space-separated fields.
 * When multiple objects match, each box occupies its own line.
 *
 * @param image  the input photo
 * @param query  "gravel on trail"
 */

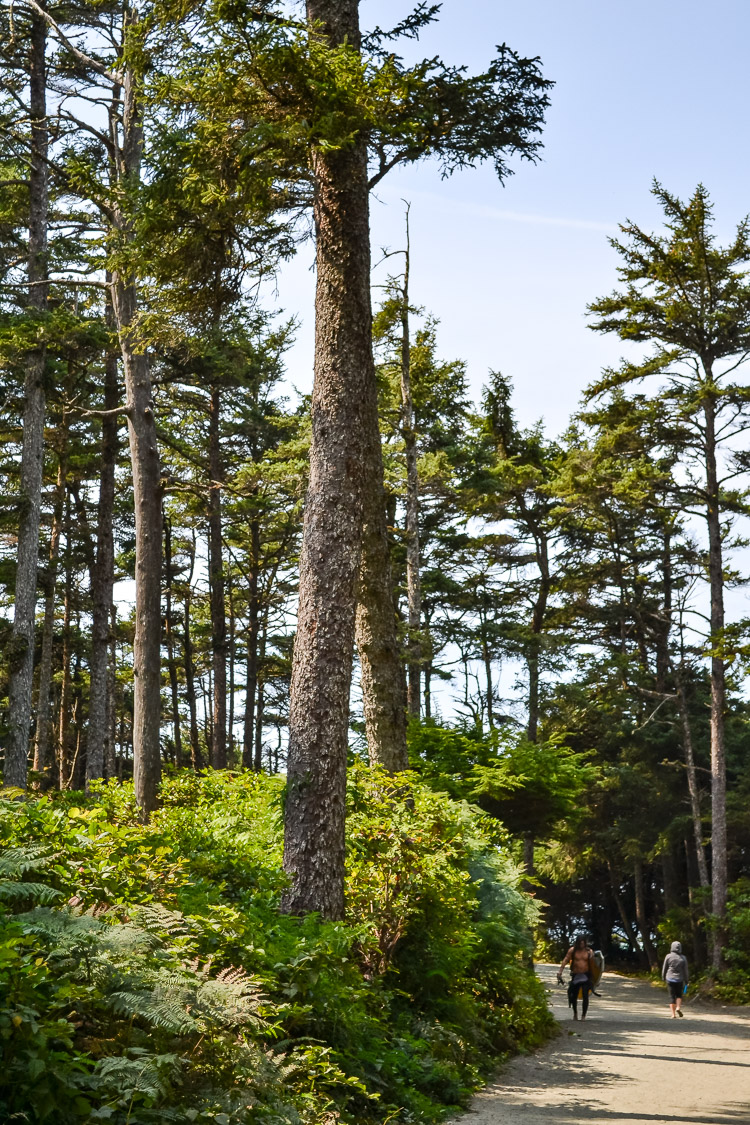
xmin=454 ymin=962 xmax=750 ymax=1125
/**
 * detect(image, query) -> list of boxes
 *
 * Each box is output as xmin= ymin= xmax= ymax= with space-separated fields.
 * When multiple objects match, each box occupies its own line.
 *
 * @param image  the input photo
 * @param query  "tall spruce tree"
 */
xmin=589 ymin=183 xmax=750 ymax=967
xmin=4 ymin=11 xmax=48 ymax=789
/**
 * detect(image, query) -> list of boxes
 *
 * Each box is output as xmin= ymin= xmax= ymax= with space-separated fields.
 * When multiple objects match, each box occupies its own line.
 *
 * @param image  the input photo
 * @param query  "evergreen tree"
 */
xmin=589 ymin=182 xmax=750 ymax=969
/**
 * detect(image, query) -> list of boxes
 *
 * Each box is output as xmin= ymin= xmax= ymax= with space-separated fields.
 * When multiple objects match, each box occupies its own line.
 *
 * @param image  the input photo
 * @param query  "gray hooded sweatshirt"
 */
xmin=662 ymin=941 xmax=689 ymax=983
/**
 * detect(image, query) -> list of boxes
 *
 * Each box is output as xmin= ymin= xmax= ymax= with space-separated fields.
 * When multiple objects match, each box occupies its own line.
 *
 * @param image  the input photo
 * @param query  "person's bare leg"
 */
xmin=676 ymin=996 xmax=684 ymax=1017
xmin=670 ymin=1001 xmax=677 ymax=1018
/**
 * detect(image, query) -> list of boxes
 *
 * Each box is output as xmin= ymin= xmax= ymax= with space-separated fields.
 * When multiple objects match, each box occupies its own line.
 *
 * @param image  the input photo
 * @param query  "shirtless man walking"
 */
xmin=557 ymin=934 xmax=595 ymax=1021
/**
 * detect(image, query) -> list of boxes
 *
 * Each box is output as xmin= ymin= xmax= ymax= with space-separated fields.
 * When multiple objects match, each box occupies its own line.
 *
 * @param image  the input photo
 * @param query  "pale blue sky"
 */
xmin=276 ymin=0 xmax=750 ymax=435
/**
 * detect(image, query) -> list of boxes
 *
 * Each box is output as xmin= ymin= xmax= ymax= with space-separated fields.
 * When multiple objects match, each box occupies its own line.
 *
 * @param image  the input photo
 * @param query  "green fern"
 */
xmin=0 ymin=845 xmax=60 ymax=906
xmin=108 ymin=985 xmax=199 ymax=1035
xmin=129 ymin=902 xmax=191 ymax=937
xmin=92 ymin=1050 xmax=182 ymax=1102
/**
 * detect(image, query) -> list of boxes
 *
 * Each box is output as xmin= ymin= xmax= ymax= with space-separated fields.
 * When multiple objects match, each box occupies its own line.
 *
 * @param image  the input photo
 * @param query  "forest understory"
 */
xmin=2 ymin=1 xmax=750 ymax=1122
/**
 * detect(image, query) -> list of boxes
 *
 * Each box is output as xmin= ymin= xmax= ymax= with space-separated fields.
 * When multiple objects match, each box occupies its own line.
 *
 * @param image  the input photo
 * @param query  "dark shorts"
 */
xmin=568 ymin=976 xmax=591 ymax=1007
xmin=667 ymin=980 xmax=684 ymax=1002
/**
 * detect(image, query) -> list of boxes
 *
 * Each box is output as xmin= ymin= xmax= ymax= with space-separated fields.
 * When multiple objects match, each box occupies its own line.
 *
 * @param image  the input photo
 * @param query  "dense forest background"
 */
xmin=1 ymin=2 xmax=750 ymax=1121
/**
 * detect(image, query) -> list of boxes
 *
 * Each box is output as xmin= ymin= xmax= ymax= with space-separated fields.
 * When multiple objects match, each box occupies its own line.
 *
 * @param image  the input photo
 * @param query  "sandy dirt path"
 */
xmin=454 ymin=963 xmax=750 ymax=1125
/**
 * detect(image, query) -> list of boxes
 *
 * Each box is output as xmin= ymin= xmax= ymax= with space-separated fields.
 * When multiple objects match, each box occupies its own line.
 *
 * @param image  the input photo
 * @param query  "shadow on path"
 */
xmin=457 ymin=964 xmax=750 ymax=1125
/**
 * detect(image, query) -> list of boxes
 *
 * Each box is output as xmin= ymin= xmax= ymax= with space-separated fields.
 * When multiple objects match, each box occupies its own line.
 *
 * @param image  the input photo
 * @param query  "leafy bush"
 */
xmin=713 ymin=878 xmax=750 ymax=1004
xmin=0 ymin=767 xmax=553 ymax=1123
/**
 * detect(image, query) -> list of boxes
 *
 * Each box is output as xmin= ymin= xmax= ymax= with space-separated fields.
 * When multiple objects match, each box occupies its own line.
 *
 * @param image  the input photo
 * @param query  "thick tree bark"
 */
xmin=87 ymin=339 xmax=119 ymax=787
xmin=282 ymin=0 xmax=371 ymax=919
xmin=32 ymin=455 xmax=65 ymax=787
xmin=703 ymin=390 xmax=727 ymax=971
xmin=208 ymin=385 xmax=228 ymax=768
xmin=6 ymin=14 xmax=48 ymax=790
xmin=355 ymin=397 xmax=408 ymax=771
xmin=111 ymin=66 xmax=163 ymax=815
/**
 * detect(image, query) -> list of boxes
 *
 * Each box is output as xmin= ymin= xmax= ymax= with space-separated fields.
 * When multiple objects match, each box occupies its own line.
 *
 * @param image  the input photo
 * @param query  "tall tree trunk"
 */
xmin=254 ymin=618 xmax=267 ymax=772
xmin=111 ymin=62 xmax=162 ymax=816
xmin=243 ymin=519 xmax=260 ymax=769
xmin=69 ymin=629 xmax=85 ymax=790
xmin=244 ymin=634 xmax=258 ymax=769
xmin=633 ymin=858 xmax=658 ymax=969
xmin=703 ymin=389 xmax=727 ymax=971
xmin=255 ymin=676 xmax=265 ymax=774
xmin=87 ymin=333 xmax=119 ymax=787
xmin=282 ymin=0 xmax=372 ymax=918
xmin=33 ymin=454 xmax=65 ymax=787
xmin=57 ymin=502 xmax=73 ymax=789
xmin=207 ymin=386 xmax=227 ymax=768
xmin=664 ymin=526 xmax=709 ymax=890
xmin=183 ymin=545 xmax=202 ymax=771
xmin=399 ymin=211 xmax=422 ymax=718
xmin=205 ymin=669 xmax=213 ymax=749
xmin=481 ymin=610 xmax=494 ymax=732
xmin=164 ymin=515 xmax=183 ymax=767
xmin=106 ymin=613 xmax=117 ymax=780
xmin=355 ymin=398 xmax=408 ymax=771
xmin=228 ymin=570 xmax=236 ymax=763
xmin=674 ymin=666 xmax=710 ymax=889
xmin=6 ymin=15 xmax=48 ymax=790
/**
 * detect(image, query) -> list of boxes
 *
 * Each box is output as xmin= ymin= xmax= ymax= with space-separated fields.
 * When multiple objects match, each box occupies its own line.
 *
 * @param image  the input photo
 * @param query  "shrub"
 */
xmin=0 ymin=767 xmax=554 ymax=1123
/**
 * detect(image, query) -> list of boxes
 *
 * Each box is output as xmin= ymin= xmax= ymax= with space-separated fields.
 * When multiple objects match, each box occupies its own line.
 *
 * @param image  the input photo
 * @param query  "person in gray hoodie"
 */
xmin=662 ymin=941 xmax=689 ymax=1018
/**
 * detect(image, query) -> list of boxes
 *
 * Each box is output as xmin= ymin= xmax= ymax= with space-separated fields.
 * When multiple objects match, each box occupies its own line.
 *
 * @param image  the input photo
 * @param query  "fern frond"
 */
xmin=0 ymin=844 xmax=54 ymax=878
xmin=108 ymin=989 xmax=198 ymax=1035
xmin=20 ymin=905 xmax=107 ymax=940
xmin=94 ymin=922 xmax=158 ymax=956
xmin=130 ymin=903 xmax=191 ymax=937
xmin=216 ymin=965 xmax=248 ymax=985
xmin=92 ymin=1051 xmax=182 ymax=1101
xmin=0 ymin=845 xmax=59 ymax=907
xmin=0 ymin=879 xmax=60 ymax=904
xmin=196 ymin=977 xmax=266 ymax=1030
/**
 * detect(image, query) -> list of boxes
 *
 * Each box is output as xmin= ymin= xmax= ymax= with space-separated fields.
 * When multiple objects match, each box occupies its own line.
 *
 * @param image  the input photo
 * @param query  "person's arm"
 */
xmin=558 ymin=948 xmax=572 ymax=982
xmin=661 ymin=956 xmax=668 ymax=981
xmin=682 ymin=956 xmax=689 ymax=984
